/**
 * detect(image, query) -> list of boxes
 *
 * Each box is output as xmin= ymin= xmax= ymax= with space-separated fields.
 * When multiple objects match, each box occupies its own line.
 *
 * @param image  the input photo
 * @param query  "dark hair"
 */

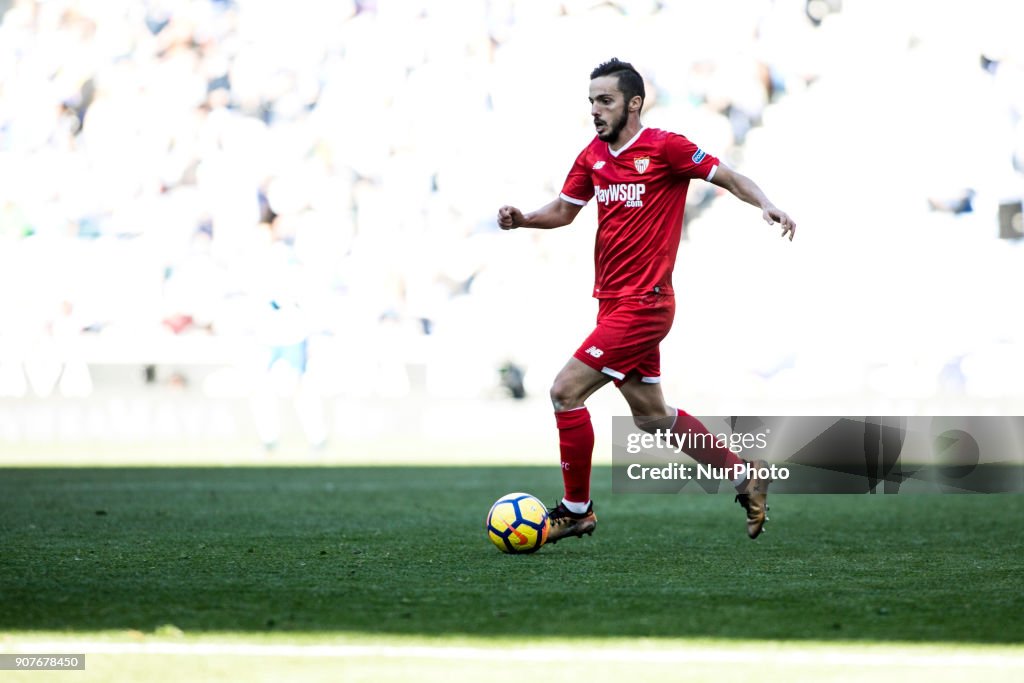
xmin=590 ymin=58 xmax=645 ymax=107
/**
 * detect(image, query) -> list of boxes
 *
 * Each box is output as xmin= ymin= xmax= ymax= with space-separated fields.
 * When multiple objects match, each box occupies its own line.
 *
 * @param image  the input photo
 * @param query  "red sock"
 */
xmin=555 ymin=407 xmax=594 ymax=504
xmin=671 ymin=408 xmax=744 ymax=470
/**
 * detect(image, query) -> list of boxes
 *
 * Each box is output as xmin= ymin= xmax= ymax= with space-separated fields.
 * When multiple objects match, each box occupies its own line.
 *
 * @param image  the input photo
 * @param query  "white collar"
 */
xmin=608 ymin=126 xmax=646 ymax=157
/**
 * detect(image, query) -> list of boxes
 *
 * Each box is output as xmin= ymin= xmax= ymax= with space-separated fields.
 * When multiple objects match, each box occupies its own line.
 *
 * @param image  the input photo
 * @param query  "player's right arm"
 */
xmin=497 ymin=198 xmax=583 ymax=230
xmin=500 ymin=143 xmax=593 ymax=230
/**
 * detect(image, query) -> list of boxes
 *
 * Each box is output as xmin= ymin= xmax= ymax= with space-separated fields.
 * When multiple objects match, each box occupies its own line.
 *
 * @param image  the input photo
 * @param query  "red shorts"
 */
xmin=572 ymin=293 xmax=675 ymax=386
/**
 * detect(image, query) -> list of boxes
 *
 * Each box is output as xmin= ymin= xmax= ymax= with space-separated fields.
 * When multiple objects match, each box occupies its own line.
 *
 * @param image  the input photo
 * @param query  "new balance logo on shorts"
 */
xmin=585 ymin=346 xmax=604 ymax=358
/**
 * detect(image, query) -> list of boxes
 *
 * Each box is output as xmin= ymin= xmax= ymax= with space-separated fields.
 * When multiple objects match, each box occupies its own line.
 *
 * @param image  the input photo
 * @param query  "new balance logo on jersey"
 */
xmin=592 ymin=160 xmax=606 ymax=170
xmin=594 ymin=183 xmax=645 ymax=208
xmin=585 ymin=346 xmax=604 ymax=358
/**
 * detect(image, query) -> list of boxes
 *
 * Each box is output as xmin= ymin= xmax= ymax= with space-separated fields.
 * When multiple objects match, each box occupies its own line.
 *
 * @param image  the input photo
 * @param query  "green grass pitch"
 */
xmin=2 ymin=465 xmax=1022 ymax=681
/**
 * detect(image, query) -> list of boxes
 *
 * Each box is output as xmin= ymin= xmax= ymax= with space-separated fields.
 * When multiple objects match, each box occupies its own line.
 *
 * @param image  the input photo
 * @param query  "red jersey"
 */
xmin=559 ymin=127 xmax=719 ymax=298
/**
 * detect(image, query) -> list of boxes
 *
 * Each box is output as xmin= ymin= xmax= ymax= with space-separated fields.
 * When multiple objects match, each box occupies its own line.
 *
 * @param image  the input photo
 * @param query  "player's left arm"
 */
xmin=710 ymin=164 xmax=796 ymax=241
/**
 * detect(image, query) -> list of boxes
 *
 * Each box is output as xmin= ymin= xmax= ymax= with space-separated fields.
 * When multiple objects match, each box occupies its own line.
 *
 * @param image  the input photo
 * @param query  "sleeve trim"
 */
xmin=706 ymin=164 xmax=718 ymax=182
xmin=560 ymin=192 xmax=588 ymax=206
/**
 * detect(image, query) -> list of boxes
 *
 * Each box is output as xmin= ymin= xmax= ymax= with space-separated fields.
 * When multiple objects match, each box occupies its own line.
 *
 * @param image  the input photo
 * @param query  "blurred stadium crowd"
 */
xmin=1 ymin=0 xmax=1023 ymax=430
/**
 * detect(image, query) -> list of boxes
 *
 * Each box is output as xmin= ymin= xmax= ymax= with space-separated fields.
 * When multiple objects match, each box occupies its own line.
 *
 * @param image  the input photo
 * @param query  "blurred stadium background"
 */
xmin=1 ymin=0 xmax=1023 ymax=463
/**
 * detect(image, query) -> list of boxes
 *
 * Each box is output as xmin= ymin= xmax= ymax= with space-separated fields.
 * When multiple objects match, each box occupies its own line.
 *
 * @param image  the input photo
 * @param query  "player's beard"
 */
xmin=597 ymin=110 xmax=628 ymax=143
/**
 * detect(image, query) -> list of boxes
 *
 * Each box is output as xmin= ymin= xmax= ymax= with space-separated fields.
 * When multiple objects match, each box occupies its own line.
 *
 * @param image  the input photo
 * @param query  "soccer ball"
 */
xmin=485 ymin=492 xmax=550 ymax=554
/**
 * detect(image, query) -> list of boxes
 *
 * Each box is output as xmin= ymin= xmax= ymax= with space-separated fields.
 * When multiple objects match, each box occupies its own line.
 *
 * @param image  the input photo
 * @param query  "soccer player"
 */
xmin=497 ymin=58 xmax=796 ymax=543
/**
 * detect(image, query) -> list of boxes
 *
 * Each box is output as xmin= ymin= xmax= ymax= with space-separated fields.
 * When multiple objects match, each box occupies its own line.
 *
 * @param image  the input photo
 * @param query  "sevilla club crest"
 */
xmin=633 ymin=156 xmax=650 ymax=174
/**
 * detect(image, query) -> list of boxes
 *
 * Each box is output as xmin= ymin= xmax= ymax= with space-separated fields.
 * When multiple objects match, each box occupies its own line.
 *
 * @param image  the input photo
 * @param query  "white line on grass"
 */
xmin=4 ymin=641 xmax=1023 ymax=668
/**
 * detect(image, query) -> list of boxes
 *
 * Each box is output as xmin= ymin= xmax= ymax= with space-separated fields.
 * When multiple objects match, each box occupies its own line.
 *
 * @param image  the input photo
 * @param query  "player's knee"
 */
xmin=549 ymin=378 xmax=584 ymax=411
xmin=631 ymin=414 xmax=662 ymax=433
xmin=629 ymin=402 xmax=674 ymax=433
